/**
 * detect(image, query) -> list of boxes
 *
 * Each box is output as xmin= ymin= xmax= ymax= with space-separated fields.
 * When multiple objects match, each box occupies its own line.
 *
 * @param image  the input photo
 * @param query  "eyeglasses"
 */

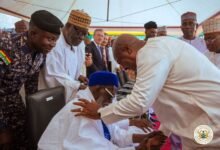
xmin=104 ymin=88 xmax=115 ymax=98
xmin=73 ymin=26 xmax=88 ymax=37
xmin=205 ymin=38 xmax=215 ymax=44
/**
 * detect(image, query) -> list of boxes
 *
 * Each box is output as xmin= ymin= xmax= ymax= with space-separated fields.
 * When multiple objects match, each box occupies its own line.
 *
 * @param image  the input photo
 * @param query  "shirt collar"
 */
xmin=60 ymin=32 xmax=71 ymax=48
xmin=60 ymin=32 xmax=79 ymax=51
xmin=76 ymin=87 xmax=95 ymax=101
xmin=93 ymin=41 xmax=100 ymax=48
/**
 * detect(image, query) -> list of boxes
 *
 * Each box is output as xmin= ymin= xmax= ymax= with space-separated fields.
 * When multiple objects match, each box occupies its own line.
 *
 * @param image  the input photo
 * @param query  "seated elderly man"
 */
xmin=38 ymin=71 xmax=166 ymax=150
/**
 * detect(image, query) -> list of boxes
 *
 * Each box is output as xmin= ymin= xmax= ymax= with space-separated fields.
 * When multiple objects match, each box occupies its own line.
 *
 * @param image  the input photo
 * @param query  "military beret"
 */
xmin=30 ymin=10 xmax=63 ymax=35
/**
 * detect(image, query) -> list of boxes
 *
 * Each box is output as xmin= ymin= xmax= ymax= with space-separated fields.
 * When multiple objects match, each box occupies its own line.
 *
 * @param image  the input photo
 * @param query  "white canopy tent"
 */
xmin=0 ymin=0 xmax=220 ymax=27
xmin=0 ymin=0 xmax=220 ymax=37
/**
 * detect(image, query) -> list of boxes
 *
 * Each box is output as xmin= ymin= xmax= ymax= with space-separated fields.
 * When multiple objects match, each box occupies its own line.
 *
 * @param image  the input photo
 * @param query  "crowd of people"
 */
xmin=0 ymin=9 xmax=220 ymax=150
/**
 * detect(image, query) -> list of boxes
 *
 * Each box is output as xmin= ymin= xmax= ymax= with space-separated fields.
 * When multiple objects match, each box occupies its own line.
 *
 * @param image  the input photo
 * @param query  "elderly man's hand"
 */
xmin=78 ymin=75 xmax=88 ymax=84
xmin=129 ymin=118 xmax=153 ymax=133
xmin=78 ymin=84 xmax=87 ymax=90
xmin=135 ymin=131 xmax=167 ymax=150
xmin=71 ymin=99 xmax=101 ymax=120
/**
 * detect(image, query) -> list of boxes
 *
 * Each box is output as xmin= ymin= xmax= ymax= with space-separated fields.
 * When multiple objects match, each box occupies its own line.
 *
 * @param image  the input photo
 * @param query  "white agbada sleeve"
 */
xmin=99 ymin=44 xmax=172 ymax=124
xmin=110 ymin=123 xmax=134 ymax=147
xmin=44 ymin=46 xmax=80 ymax=101
xmin=62 ymin=118 xmax=135 ymax=150
xmin=115 ymin=119 xmax=129 ymax=130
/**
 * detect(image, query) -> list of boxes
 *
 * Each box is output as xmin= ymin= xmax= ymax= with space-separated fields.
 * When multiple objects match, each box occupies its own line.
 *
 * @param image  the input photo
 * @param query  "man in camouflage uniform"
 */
xmin=0 ymin=10 xmax=63 ymax=149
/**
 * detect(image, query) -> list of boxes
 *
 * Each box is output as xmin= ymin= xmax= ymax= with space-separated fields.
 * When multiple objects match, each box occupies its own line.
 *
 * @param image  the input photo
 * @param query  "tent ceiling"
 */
xmin=0 ymin=0 xmax=220 ymax=27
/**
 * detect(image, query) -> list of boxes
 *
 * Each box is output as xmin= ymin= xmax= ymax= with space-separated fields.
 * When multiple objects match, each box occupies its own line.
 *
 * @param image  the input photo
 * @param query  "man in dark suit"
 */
xmin=86 ymin=29 xmax=107 ymax=77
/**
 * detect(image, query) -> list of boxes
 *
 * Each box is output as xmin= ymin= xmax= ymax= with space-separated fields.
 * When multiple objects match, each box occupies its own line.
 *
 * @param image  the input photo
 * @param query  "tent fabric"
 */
xmin=0 ymin=0 xmax=220 ymax=27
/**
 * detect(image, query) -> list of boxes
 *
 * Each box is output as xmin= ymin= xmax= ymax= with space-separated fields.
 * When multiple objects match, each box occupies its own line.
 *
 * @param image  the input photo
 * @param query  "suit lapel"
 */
xmin=92 ymin=42 xmax=102 ymax=61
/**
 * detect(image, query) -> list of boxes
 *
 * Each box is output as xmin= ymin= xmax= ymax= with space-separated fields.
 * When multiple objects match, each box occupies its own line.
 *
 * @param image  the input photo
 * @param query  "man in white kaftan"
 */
xmin=205 ymin=49 xmax=220 ymax=69
xmin=39 ymin=10 xmax=91 ymax=102
xmin=38 ymin=71 xmax=166 ymax=150
xmin=180 ymin=12 xmax=208 ymax=54
xmin=74 ymin=35 xmax=220 ymax=150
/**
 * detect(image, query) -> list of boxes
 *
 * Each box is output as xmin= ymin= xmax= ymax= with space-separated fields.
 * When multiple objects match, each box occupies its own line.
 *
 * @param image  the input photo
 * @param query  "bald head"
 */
xmin=112 ymin=34 xmax=146 ymax=70
xmin=113 ymin=34 xmax=139 ymax=58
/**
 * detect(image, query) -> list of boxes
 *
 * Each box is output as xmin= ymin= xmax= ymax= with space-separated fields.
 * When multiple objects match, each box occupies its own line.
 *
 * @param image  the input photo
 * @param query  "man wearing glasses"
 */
xmin=38 ymin=71 xmax=166 ymax=150
xmin=39 ymin=10 xmax=92 ymax=102
xmin=179 ymin=11 xmax=208 ymax=54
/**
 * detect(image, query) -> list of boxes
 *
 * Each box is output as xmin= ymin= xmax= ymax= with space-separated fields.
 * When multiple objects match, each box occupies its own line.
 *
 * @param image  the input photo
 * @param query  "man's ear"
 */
xmin=196 ymin=23 xmax=199 ymax=29
xmin=127 ymin=47 xmax=133 ymax=55
xmin=145 ymin=30 xmax=147 ymax=35
xmin=29 ymin=28 xmax=38 ymax=39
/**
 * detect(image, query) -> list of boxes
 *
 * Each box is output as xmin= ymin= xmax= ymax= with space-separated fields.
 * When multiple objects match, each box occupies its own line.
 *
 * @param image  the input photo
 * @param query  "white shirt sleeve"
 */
xmin=44 ymin=47 xmax=80 ymax=102
xmin=115 ymin=119 xmax=129 ymax=130
xmin=110 ymin=123 xmax=133 ymax=147
xmin=99 ymin=46 xmax=172 ymax=124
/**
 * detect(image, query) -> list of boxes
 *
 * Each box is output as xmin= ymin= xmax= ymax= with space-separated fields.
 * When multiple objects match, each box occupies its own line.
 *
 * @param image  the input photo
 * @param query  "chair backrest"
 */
xmin=27 ymin=86 xmax=65 ymax=149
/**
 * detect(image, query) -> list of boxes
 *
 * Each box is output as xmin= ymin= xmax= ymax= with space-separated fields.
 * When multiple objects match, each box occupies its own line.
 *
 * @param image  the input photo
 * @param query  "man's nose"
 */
xmin=79 ymin=34 xmax=85 ymax=40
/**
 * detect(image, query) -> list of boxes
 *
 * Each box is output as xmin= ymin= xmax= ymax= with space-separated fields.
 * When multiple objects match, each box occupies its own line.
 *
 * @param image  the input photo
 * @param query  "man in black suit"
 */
xmin=86 ymin=29 xmax=107 ymax=77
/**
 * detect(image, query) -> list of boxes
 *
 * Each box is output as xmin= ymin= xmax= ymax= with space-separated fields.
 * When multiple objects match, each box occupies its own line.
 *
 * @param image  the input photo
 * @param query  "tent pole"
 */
xmin=107 ymin=0 xmax=110 ymax=21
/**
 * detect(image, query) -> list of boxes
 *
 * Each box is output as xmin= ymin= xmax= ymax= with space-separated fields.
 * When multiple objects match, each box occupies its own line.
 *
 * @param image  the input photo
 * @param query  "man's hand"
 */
xmin=78 ymin=75 xmax=88 ymax=85
xmin=78 ymin=83 xmax=87 ymax=90
xmin=85 ymin=53 xmax=93 ymax=67
xmin=71 ymin=99 xmax=101 ymax=120
xmin=135 ymin=131 xmax=167 ymax=150
xmin=129 ymin=118 xmax=153 ymax=133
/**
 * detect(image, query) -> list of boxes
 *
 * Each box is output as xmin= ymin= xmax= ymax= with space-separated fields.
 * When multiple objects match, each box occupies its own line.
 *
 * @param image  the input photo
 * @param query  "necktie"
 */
xmin=101 ymin=120 xmax=111 ymax=141
xmin=97 ymin=46 xmax=102 ymax=59
xmin=101 ymin=47 xmax=108 ymax=70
